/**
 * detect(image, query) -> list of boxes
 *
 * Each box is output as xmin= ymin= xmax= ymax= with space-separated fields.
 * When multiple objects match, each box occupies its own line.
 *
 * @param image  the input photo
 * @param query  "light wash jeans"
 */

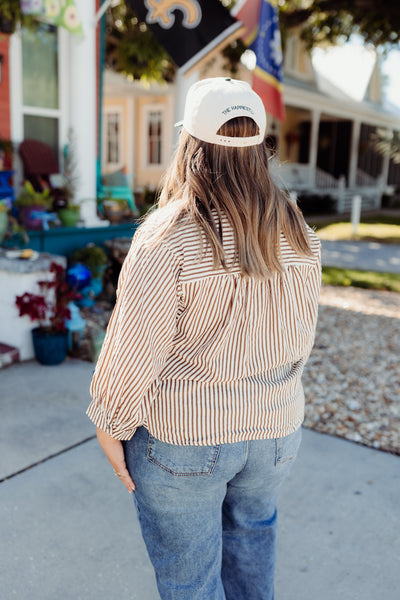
xmin=123 ymin=426 xmax=302 ymax=600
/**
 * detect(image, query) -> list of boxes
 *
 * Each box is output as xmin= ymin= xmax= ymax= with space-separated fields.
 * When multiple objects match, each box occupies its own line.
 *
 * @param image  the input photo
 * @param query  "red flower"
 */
xmin=15 ymin=292 xmax=47 ymax=322
xmin=15 ymin=261 xmax=81 ymax=334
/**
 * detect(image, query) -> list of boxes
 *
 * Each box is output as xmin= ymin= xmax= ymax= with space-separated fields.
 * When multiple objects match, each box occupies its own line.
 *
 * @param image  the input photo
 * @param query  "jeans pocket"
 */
xmin=146 ymin=434 xmax=220 ymax=476
xmin=275 ymin=427 xmax=302 ymax=466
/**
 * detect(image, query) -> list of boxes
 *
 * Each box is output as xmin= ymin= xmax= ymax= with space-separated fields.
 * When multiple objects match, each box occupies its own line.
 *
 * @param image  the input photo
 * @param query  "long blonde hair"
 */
xmin=147 ymin=117 xmax=312 ymax=279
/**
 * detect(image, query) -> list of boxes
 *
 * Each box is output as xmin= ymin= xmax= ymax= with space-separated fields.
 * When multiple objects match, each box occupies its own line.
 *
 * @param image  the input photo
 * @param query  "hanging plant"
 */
xmin=0 ymin=0 xmax=37 ymax=34
xmin=106 ymin=2 xmax=176 ymax=82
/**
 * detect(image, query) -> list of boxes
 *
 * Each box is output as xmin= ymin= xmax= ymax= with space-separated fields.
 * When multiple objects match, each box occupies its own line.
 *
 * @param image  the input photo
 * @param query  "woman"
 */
xmin=87 ymin=77 xmax=321 ymax=600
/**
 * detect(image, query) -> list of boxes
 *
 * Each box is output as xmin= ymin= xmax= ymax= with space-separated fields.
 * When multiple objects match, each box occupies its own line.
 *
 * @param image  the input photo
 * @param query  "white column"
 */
xmin=380 ymin=129 xmax=392 ymax=190
xmin=9 ymin=29 xmax=24 ymax=197
xmin=308 ymin=110 xmax=320 ymax=186
xmin=69 ymin=0 xmax=105 ymax=226
xmin=348 ymin=120 xmax=361 ymax=188
xmin=126 ymin=96 xmax=135 ymax=182
xmin=173 ymin=69 xmax=199 ymax=148
xmin=165 ymin=85 xmax=175 ymax=164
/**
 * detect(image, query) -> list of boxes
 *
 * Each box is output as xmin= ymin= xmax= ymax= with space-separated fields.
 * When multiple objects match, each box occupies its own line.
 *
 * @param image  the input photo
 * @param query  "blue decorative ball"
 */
xmin=66 ymin=263 xmax=92 ymax=290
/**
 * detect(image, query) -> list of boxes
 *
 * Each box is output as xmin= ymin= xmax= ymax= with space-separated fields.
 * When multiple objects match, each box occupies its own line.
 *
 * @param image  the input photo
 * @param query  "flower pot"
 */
xmin=19 ymin=205 xmax=48 ymax=230
xmin=58 ymin=207 xmax=80 ymax=227
xmin=102 ymin=200 xmax=130 ymax=223
xmin=77 ymin=277 xmax=104 ymax=307
xmin=32 ymin=328 xmax=69 ymax=366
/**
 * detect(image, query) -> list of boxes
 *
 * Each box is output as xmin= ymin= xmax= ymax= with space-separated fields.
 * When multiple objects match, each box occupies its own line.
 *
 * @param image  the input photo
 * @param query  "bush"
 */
xmin=297 ymin=194 xmax=336 ymax=216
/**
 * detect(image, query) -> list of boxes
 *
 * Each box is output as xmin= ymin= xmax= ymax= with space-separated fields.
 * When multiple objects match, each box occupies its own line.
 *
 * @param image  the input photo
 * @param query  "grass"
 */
xmin=322 ymin=266 xmax=400 ymax=293
xmin=312 ymin=215 xmax=400 ymax=244
xmin=306 ymin=213 xmax=400 ymax=292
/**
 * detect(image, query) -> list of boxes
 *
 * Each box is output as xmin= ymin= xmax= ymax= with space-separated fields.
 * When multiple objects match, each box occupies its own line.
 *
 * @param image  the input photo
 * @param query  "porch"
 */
xmin=277 ymin=97 xmax=400 ymax=214
xmin=270 ymin=161 xmax=385 ymax=213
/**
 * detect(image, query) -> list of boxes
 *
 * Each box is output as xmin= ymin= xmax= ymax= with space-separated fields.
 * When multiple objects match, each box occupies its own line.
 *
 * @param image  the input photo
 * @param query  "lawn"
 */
xmin=322 ymin=266 xmax=400 ymax=293
xmin=311 ymin=214 xmax=400 ymax=244
xmin=306 ymin=213 xmax=400 ymax=291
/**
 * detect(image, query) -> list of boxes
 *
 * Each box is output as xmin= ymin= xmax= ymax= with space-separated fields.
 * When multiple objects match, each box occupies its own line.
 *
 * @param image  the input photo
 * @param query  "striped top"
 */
xmin=87 ymin=208 xmax=321 ymax=445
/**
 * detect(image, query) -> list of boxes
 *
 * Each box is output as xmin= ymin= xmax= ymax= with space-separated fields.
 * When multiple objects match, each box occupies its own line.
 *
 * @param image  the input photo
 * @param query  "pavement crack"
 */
xmin=0 ymin=435 xmax=96 ymax=483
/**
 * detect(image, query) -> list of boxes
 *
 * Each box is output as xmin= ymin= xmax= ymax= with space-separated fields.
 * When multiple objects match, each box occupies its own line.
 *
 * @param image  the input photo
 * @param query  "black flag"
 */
xmin=126 ymin=0 xmax=243 ymax=73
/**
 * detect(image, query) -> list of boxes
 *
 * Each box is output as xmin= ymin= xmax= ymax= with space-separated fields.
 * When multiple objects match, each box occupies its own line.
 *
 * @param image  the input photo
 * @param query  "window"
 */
xmin=285 ymin=35 xmax=297 ymax=73
xmin=106 ymin=112 xmax=121 ymax=166
xmin=22 ymin=25 xmax=58 ymax=110
xmin=21 ymin=25 xmax=60 ymax=157
xmin=147 ymin=109 xmax=163 ymax=166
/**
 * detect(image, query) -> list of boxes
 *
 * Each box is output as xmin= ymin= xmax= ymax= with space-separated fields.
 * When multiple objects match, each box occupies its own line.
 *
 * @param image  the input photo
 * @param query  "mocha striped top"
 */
xmin=87 ymin=207 xmax=321 ymax=445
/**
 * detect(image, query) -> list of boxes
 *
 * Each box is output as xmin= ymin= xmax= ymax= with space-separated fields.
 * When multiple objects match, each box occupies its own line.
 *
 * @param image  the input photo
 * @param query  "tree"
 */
xmin=104 ymin=1 xmax=400 ymax=82
xmin=373 ymin=129 xmax=400 ymax=164
xmin=279 ymin=0 xmax=400 ymax=49
xmin=0 ymin=0 xmax=37 ymax=33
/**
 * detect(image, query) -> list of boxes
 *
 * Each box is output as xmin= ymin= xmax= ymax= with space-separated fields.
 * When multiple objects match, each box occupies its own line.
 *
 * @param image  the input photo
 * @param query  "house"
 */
xmin=0 ymin=0 xmax=105 ymax=228
xmin=0 ymin=0 xmax=114 ymax=362
xmin=102 ymin=70 xmax=175 ymax=199
xmin=2 ymin=7 xmax=399 ymax=217
xmin=275 ymin=31 xmax=400 ymax=212
xmin=101 ymin=30 xmax=400 ymax=214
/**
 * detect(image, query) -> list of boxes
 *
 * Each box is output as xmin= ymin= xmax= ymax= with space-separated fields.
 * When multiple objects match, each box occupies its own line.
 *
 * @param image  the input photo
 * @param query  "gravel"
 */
xmin=303 ymin=285 xmax=400 ymax=455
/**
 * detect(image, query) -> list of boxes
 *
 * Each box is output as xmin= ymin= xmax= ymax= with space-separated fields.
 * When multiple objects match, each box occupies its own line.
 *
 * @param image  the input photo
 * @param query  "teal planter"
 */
xmin=21 ymin=222 xmax=138 ymax=256
xmin=32 ymin=328 xmax=68 ymax=365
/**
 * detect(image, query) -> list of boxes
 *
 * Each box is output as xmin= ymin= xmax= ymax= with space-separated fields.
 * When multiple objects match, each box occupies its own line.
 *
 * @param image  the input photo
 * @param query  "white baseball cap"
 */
xmin=177 ymin=77 xmax=266 ymax=147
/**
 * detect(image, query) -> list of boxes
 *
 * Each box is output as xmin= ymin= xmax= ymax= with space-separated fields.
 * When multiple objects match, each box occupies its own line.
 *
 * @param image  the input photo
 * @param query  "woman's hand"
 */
xmin=96 ymin=427 xmax=135 ymax=494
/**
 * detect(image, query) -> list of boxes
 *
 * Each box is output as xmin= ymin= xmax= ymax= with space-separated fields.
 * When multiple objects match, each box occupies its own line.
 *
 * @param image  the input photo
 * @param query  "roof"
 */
xmin=283 ymin=72 xmax=400 ymax=129
xmin=104 ymin=69 xmax=172 ymax=97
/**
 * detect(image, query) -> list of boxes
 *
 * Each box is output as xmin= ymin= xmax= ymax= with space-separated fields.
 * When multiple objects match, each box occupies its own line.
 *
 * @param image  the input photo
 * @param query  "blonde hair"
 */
xmin=146 ymin=117 xmax=312 ymax=279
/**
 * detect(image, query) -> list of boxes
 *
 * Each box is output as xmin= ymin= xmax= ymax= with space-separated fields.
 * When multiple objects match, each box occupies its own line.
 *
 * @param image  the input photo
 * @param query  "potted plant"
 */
xmin=0 ymin=2 xmax=37 ymax=34
xmin=70 ymin=244 xmax=108 ymax=306
xmin=15 ymin=261 xmax=81 ymax=365
xmin=0 ymin=138 xmax=14 ymax=170
xmin=56 ymin=128 xmax=80 ymax=224
xmin=102 ymin=197 xmax=131 ymax=223
xmin=0 ymin=200 xmax=8 ymax=244
xmin=70 ymin=244 xmax=108 ymax=279
xmin=0 ymin=207 xmax=29 ymax=249
xmin=15 ymin=181 xmax=53 ymax=230
xmin=57 ymin=201 xmax=81 ymax=227
xmin=0 ymin=2 xmax=20 ymax=34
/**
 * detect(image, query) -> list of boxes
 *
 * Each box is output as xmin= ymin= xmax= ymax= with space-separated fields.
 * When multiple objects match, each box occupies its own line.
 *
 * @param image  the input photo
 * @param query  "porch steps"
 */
xmin=0 ymin=343 xmax=20 ymax=369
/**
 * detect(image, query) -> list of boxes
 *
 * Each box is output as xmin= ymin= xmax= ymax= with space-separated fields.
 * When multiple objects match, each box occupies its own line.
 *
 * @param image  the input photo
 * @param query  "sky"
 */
xmin=311 ymin=37 xmax=400 ymax=110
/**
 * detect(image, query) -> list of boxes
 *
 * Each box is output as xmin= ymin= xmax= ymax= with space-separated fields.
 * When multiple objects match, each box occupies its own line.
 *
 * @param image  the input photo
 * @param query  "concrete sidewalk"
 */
xmin=1 ymin=360 xmax=400 ymax=599
xmin=321 ymin=239 xmax=400 ymax=273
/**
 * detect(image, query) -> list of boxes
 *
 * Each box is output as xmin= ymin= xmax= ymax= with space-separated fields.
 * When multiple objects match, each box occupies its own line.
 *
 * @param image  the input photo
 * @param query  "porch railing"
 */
xmin=270 ymin=162 xmax=383 ymax=213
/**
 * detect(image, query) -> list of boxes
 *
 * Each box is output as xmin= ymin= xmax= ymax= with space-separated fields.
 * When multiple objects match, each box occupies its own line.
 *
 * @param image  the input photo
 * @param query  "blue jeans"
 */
xmin=123 ymin=426 xmax=302 ymax=600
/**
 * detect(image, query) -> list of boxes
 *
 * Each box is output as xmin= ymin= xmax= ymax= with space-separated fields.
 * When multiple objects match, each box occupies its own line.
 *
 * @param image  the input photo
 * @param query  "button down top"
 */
xmin=87 ymin=208 xmax=321 ymax=444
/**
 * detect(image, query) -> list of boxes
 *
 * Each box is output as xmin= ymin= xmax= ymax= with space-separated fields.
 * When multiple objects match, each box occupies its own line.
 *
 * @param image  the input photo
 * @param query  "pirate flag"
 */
xmin=126 ymin=0 xmax=243 ymax=73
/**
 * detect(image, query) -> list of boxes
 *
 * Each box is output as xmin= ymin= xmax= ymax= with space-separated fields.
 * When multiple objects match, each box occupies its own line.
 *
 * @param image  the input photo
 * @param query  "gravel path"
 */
xmin=303 ymin=285 xmax=400 ymax=455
